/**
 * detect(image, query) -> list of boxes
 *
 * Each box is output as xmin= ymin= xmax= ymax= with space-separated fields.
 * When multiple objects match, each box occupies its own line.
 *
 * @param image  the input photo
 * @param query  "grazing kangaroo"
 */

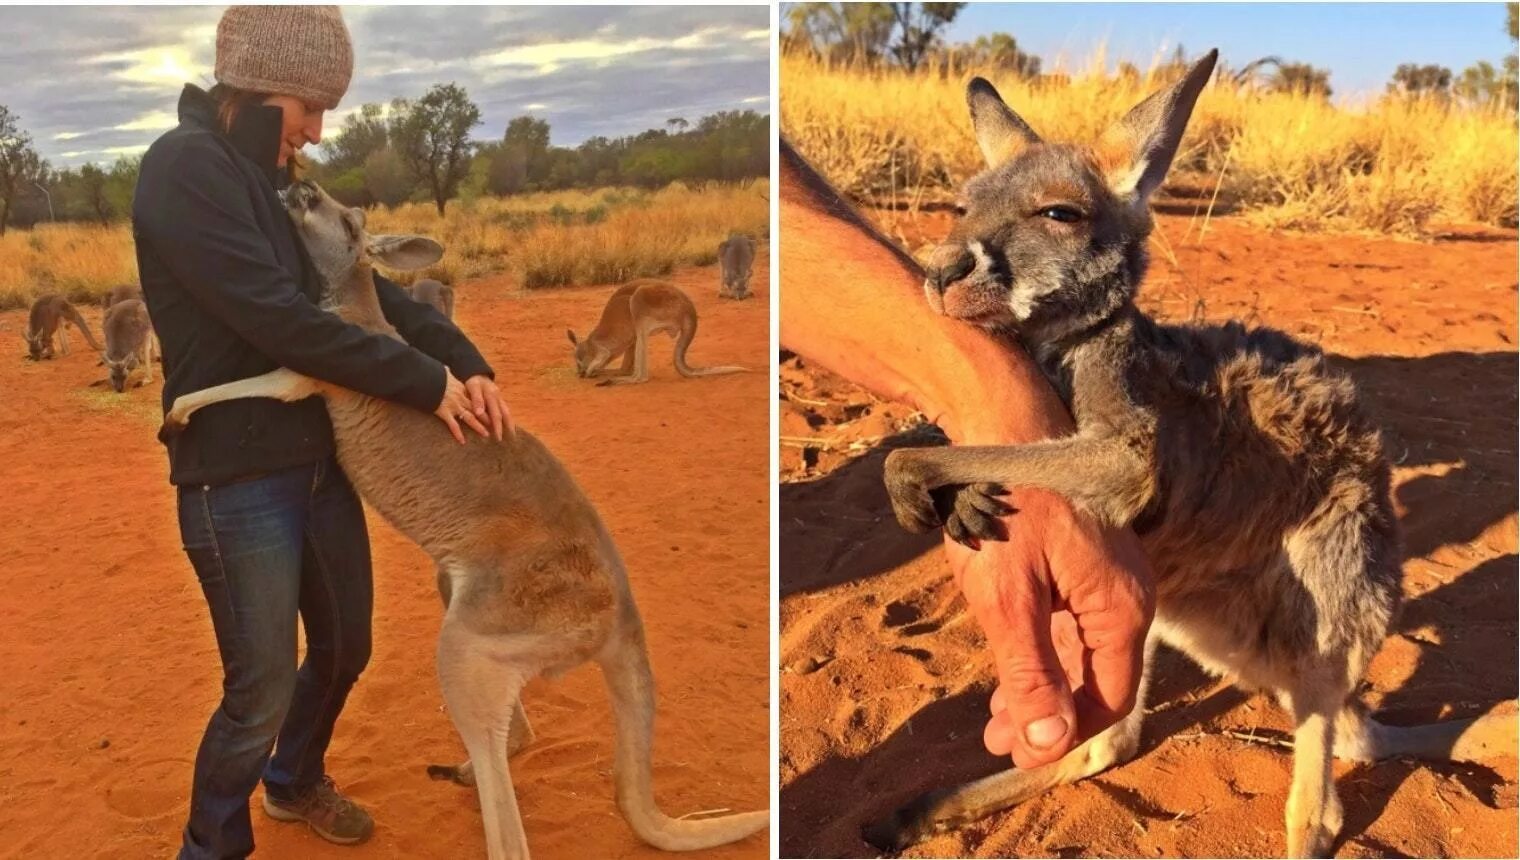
xmin=566 ymin=280 xmax=746 ymax=385
xmin=409 ymin=277 xmax=455 ymax=320
xmin=718 ymin=235 xmax=756 ymax=300
xmin=159 ymin=181 xmax=767 ymax=860
xmin=871 ymin=50 xmax=1516 ymax=858
xmin=101 ymin=298 xmax=158 ymax=392
xmin=23 ymin=294 xmax=100 ymax=360
xmin=102 ymin=283 xmax=144 ymax=312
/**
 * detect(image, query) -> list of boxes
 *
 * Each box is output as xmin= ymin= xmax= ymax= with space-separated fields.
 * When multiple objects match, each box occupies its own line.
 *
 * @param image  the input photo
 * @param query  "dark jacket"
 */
xmin=133 ymin=85 xmax=493 ymax=487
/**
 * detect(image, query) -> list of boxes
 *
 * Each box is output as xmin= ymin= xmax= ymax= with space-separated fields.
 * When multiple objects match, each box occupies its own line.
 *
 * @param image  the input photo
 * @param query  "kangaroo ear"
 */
xmin=1098 ymin=49 xmax=1218 ymax=202
xmin=566 ymin=329 xmax=578 ymax=346
xmin=367 ymin=235 xmax=444 ymax=271
xmin=967 ymin=77 xmax=1042 ymax=167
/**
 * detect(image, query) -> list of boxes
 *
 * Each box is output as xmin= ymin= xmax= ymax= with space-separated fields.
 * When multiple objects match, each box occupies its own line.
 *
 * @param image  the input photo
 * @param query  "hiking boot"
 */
xmin=262 ymin=775 xmax=375 ymax=845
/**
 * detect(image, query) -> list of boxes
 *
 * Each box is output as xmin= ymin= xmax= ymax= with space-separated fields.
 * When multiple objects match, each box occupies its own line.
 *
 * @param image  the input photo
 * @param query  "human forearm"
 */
xmin=778 ymin=140 xmax=1071 ymax=445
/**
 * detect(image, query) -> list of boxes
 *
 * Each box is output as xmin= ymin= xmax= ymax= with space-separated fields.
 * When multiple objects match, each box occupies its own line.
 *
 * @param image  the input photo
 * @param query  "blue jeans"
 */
xmin=176 ymin=457 xmax=373 ymax=860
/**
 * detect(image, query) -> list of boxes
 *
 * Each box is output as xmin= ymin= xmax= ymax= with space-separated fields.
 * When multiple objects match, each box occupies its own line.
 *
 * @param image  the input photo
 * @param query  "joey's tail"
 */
xmin=597 ymin=617 xmax=768 ymax=850
xmin=1349 ymin=702 xmax=1517 ymax=764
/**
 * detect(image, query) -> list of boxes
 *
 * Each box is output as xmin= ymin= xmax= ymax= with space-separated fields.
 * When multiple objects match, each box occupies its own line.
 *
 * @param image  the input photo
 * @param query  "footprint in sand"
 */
xmin=882 ymin=599 xmax=943 ymax=636
xmin=104 ymin=757 xmax=191 ymax=820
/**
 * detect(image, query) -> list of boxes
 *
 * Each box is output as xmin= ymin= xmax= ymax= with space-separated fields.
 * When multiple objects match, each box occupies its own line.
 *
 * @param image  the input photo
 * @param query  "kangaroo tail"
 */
xmin=62 ymin=302 xmax=102 ymax=352
xmin=671 ymin=314 xmax=747 ymax=378
xmin=597 ymin=617 xmax=768 ymax=851
xmin=1340 ymin=701 xmax=1517 ymax=764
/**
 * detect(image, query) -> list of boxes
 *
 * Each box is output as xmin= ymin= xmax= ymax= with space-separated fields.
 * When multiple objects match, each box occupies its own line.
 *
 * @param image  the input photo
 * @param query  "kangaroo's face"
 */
xmin=105 ymin=352 xmax=139 ymax=392
xmin=283 ymin=180 xmax=444 ymax=302
xmin=24 ymin=332 xmax=45 ymax=360
xmin=566 ymin=330 xmax=610 ymax=377
xmin=925 ymin=51 xmax=1218 ymax=338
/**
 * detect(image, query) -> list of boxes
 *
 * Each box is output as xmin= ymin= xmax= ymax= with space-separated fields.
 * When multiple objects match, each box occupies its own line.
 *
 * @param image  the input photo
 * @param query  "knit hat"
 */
xmin=215 ymin=5 xmax=354 ymax=110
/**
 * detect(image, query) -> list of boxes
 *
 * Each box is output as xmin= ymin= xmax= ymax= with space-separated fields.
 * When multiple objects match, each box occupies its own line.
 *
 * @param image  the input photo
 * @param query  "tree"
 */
xmin=944 ymin=32 xmax=1041 ymax=77
xmin=1388 ymin=63 xmax=1452 ymax=98
xmin=666 ymin=117 xmax=689 ymax=133
xmin=104 ymin=156 xmax=140 ymax=221
xmin=784 ymin=2 xmax=896 ymax=65
xmin=1268 ymin=61 xmax=1333 ymax=99
xmin=363 ymin=147 xmax=413 ymax=207
xmin=889 ymin=2 xmax=965 ymax=72
xmin=0 ymin=106 xmax=44 ymax=236
xmin=322 ymin=102 xmax=390 ymax=175
xmin=501 ymin=116 xmax=550 ymax=190
xmin=388 ymin=84 xmax=481 ymax=216
xmin=78 ymin=163 xmax=111 ymax=223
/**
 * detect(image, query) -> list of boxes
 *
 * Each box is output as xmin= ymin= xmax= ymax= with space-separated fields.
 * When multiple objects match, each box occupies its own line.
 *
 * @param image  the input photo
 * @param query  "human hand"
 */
xmin=462 ymin=374 xmax=512 ymax=441
xmin=434 ymin=373 xmax=490 ymax=444
xmin=944 ymin=489 xmax=1153 ymax=769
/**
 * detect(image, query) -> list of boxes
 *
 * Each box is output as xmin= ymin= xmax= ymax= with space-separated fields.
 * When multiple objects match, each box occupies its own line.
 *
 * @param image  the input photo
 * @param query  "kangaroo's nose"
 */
xmin=923 ymin=244 xmax=975 ymax=294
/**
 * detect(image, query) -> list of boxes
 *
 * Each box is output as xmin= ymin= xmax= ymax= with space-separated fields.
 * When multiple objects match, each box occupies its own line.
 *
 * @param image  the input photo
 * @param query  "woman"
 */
xmin=131 ymin=7 xmax=507 ymax=858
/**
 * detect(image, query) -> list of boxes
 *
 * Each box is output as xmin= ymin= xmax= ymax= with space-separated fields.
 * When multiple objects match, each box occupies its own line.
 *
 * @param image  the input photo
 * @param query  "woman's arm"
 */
xmin=373 ymin=273 xmax=494 ymax=381
xmin=135 ymin=138 xmax=447 ymax=415
xmin=779 ymin=138 xmax=1154 ymax=769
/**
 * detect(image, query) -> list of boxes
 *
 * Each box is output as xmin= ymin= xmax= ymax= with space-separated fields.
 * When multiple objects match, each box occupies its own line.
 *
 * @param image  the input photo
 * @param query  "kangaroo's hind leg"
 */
xmin=56 ymin=324 xmax=69 ymax=355
xmin=437 ymin=618 xmax=534 ymax=860
xmin=864 ymin=632 xmax=1158 ymax=852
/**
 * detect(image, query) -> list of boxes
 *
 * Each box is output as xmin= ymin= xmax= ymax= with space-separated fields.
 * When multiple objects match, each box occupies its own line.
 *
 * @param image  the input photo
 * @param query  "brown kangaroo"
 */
xmin=101 ymin=298 xmax=158 ymax=392
xmin=23 ymin=294 xmax=101 ymax=360
xmin=566 ymin=280 xmax=746 ymax=385
xmin=408 ymin=278 xmax=455 ymax=319
xmin=159 ymin=181 xmax=767 ymax=860
xmin=102 ymin=283 xmax=144 ymax=312
xmin=862 ymin=50 xmax=1515 ymax=858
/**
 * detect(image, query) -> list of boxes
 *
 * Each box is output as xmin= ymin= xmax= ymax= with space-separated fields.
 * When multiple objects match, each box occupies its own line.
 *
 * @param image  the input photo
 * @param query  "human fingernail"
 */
xmin=1024 ymin=716 xmax=1068 ymax=749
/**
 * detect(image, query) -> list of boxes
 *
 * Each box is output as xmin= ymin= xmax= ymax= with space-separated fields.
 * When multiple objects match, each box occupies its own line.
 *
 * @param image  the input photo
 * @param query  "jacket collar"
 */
xmin=177 ymin=84 xmax=288 ymax=188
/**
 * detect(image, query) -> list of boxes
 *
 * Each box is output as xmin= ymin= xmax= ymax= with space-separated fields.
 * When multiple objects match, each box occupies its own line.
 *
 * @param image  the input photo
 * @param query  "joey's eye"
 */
xmin=1038 ymin=206 xmax=1083 ymax=223
xmin=952 ymin=201 xmax=969 ymax=217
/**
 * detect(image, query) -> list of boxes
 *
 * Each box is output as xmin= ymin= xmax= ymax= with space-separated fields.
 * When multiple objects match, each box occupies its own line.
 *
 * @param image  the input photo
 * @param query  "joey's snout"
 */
xmin=922 ymin=243 xmax=974 ymax=315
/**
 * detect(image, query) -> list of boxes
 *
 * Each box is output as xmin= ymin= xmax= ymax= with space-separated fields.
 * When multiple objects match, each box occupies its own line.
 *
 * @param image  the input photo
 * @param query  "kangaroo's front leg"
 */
xmin=883 ymin=436 xmax=1147 ymax=539
xmin=599 ymin=327 xmax=650 ymax=386
xmin=160 ymin=368 xmax=322 ymax=438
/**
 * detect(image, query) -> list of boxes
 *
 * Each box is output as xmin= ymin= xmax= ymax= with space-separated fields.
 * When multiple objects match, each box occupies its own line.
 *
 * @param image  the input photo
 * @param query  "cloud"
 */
xmin=1 ymin=5 xmax=770 ymax=168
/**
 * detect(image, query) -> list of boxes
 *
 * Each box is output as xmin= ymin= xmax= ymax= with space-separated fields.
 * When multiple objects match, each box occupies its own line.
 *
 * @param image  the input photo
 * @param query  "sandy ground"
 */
xmin=0 ymin=256 xmax=770 ymax=859
xmin=779 ymin=210 xmax=1519 ymax=858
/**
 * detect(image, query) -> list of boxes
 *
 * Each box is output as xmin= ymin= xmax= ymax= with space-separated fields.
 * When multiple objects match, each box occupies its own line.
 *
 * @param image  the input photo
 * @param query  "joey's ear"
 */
xmin=1097 ymin=49 xmax=1218 ymax=201
xmin=566 ymin=329 xmax=578 ymax=346
xmin=366 ymin=235 xmax=444 ymax=271
xmin=967 ymin=77 xmax=1042 ymax=167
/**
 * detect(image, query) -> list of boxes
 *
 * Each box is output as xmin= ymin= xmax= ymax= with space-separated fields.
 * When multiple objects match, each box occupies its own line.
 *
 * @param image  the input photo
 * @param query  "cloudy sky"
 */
xmin=0 ymin=5 xmax=771 ymax=169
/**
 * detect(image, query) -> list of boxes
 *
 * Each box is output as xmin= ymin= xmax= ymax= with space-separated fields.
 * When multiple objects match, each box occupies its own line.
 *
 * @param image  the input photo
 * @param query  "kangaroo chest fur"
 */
xmin=1035 ymin=308 xmax=1401 ymax=685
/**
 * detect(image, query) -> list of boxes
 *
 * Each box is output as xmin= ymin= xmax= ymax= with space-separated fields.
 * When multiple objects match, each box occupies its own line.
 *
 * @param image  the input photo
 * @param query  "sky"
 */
xmin=0 ymin=5 xmax=771 ymax=169
xmin=944 ymin=2 xmax=1515 ymax=102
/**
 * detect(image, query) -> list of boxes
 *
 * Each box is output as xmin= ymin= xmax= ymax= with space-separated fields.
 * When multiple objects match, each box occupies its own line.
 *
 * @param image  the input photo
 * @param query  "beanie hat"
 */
xmin=215 ymin=5 xmax=354 ymax=110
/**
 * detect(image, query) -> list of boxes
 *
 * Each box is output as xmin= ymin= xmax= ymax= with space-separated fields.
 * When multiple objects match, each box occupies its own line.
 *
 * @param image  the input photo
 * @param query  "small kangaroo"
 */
xmin=718 ymin=234 xmax=756 ymax=300
xmin=101 ymin=298 xmax=158 ymax=392
xmin=408 ymin=277 xmax=455 ymax=319
xmin=871 ymin=51 xmax=1516 ymax=858
xmin=23 ymin=294 xmax=100 ymax=361
xmin=102 ymin=283 xmax=144 ymax=312
xmin=159 ymin=181 xmax=767 ymax=860
xmin=566 ymin=280 xmax=746 ymax=385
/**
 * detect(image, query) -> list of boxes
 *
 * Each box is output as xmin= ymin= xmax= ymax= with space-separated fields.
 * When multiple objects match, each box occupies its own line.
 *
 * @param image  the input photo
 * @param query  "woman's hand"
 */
xmin=434 ymin=373 xmax=491 ymax=443
xmin=463 ymin=374 xmax=512 ymax=441
xmin=944 ymin=490 xmax=1153 ymax=769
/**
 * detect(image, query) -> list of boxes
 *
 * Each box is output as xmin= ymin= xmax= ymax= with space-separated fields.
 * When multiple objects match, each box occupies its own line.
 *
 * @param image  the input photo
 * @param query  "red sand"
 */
xmin=0 ymin=257 xmax=770 ymax=859
xmin=780 ymin=211 xmax=1519 ymax=858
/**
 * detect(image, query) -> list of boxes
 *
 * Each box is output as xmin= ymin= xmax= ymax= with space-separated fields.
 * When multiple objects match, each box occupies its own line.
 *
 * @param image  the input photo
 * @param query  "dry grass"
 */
xmin=782 ymin=52 xmax=1518 ymax=236
xmin=0 ymin=181 xmax=768 ymax=310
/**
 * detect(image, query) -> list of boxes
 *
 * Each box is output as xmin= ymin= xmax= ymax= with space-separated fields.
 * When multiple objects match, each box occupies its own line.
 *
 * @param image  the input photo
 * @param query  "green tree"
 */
xmin=0 ymin=106 xmax=44 ymax=235
xmin=103 ymin=156 xmax=140 ymax=221
xmin=1268 ymin=61 xmax=1333 ymax=99
xmin=78 ymin=163 xmax=111 ymax=223
xmin=1388 ymin=63 xmax=1452 ymax=98
xmin=889 ymin=2 xmax=965 ymax=72
xmin=364 ymin=147 xmax=413 ymax=207
xmin=322 ymin=102 xmax=390 ymax=175
xmin=389 ymin=83 xmax=481 ymax=215
xmin=501 ymin=116 xmax=551 ymax=190
xmin=784 ymin=3 xmax=896 ymax=65
xmin=947 ymin=32 xmax=1041 ymax=77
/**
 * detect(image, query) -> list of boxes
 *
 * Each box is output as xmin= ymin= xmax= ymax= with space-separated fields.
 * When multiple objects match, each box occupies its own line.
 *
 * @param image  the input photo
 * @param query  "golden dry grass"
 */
xmin=0 ymin=181 xmax=768 ymax=310
xmin=781 ymin=52 xmax=1518 ymax=236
